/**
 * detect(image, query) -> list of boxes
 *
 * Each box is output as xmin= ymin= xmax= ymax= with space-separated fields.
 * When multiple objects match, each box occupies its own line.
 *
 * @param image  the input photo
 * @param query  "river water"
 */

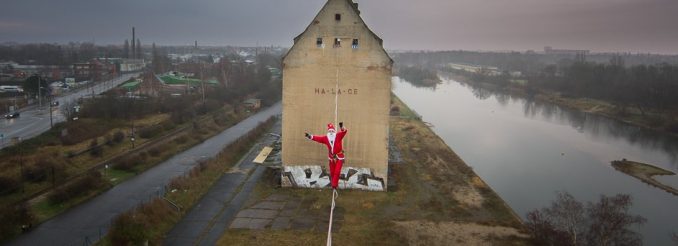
xmin=392 ymin=76 xmax=678 ymax=245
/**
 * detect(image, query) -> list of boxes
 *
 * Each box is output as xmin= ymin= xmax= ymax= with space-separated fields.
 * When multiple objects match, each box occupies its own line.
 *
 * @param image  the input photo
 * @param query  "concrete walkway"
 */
xmin=8 ymin=103 xmax=281 ymax=246
xmin=164 ymin=120 xmax=282 ymax=246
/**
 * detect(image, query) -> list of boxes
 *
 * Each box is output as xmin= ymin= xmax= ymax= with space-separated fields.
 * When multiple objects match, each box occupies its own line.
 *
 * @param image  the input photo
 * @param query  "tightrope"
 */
xmin=327 ymin=43 xmax=341 ymax=246
xmin=326 ymin=189 xmax=338 ymax=245
xmin=334 ymin=67 xmax=339 ymax=125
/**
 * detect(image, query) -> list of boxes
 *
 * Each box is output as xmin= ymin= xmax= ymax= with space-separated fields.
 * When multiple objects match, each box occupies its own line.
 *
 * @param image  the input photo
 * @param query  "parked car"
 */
xmin=4 ymin=112 xmax=20 ymax=119
xmin=51 ymin=101 xmax=59 ymax=106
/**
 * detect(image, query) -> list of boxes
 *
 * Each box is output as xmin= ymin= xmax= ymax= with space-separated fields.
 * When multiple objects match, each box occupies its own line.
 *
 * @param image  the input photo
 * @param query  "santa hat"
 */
xmin=327 ymin=123 xmax=336 ymax=132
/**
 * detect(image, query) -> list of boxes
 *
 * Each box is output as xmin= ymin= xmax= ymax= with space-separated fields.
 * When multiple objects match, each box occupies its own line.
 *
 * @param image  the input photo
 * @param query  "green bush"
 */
xmin=60 ymin=120 xmax=115 ymax=146
xmin=112 ymin=131 xmax=125 ymax=144
xmin=148 ymin=147 xmax=162 ymax=157
xmin=0 ymin=202 xmax=35 ymax=242
xmin=173 ymin=135 xmax=188 ymax=144
xmin=113 ymin=155 xmax=144 ymax=171
xmin=138 ymin=125 xmax=163 ymax=139
xmin=109 ymin=212 xmax=149 ymax=245
xmin=160 ymin=121 xmax=175 ymax=131
xmin=48 ymin=171 xmax=103 ymax=205
xmin=109 ymin=198 xmax=179 ymax=245
xmin=22 ymin=160 xmax=64 ymax=183
xmin=104 ymin=134 xmax=114 ymax=146
xmin=0 ymin=176 xmax=20 ymax=196
xmin=390 ymin=106 xmax=400 ymax=116
xmin=89 ymin=138 xmax=103 ymax=157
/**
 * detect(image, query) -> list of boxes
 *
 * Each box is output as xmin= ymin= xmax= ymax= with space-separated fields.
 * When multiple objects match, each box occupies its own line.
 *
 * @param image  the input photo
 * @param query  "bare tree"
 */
xmin=526 ymin=192 xmax=645 ymax=246
xmin=546 ymin=192 xmax=585 ymax=245
xmin=61 ymin=100 xmax=77 ymax=121
xmin=585 ymin=194 xmax=646 ymax=246
xmin=526 ymin=209 xmax=572 ymax=246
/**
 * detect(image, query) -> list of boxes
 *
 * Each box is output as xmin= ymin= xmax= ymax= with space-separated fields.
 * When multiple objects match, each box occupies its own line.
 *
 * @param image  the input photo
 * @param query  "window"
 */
xmin=352 ymin=39 xmax=359 ymax=49
xmin=335 ymin=14 xmax=341 ymax=21
xmin=317 ymin=38 xmax=323 ymax=48
xmin=334 ymin=38 xmax=341 ymax=48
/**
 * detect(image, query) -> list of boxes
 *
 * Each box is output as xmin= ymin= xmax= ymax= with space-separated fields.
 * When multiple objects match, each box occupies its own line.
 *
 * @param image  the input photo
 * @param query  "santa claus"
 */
xmin=305 ymin=122 xmax=347 ymax=189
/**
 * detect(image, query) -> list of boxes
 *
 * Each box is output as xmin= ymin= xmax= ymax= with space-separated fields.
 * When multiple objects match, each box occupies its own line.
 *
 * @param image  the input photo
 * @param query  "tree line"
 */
xmin=440 ymin=56 xmax=678 ymax=119
xmin=0 ymin=42 xmax=126 ymax=65
xmin=392 ymin=50 xmax=678 ymax=75
xmin=395 ymin=65 xmax=441 ymax=88
xmin=528 ymin=59 xmax=678 ymax=114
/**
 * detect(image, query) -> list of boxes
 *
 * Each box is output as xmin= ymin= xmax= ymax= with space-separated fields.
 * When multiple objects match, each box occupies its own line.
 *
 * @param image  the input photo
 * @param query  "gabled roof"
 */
xmin=283 ymin=0 xmax=392 ymax=64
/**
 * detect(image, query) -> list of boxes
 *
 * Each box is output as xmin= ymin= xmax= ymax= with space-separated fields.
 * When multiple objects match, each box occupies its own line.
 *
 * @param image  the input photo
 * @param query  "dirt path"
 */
xmin=394 ymin=221 xmax=528 ymax=246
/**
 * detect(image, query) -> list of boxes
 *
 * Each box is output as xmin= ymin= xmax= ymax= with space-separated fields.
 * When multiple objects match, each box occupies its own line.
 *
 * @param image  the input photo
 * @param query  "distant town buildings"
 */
xmin=242 ymin=98 xmax=262 ymax=110
xmin=0 ymin=58 xmax=146 ymax=84
xmin=73 ymin=59 xmax=116 ymax=80
xmin=117 ymin=59 xmax=146 ymax=73
xmin=544 ymin=46 xmax=590 ymax=56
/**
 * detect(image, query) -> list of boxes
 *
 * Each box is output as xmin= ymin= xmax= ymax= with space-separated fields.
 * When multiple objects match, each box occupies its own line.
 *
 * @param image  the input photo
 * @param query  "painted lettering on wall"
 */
xmin=314 ymin=88 xmax=359 ymax=95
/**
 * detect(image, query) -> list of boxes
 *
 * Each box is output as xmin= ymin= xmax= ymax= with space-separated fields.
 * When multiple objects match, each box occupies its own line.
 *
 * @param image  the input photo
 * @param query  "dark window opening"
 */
xmin=334 ymin=38 xmax=341 ymax=48
xmin=352 ymin=39 xmax=359 ymax=49
xmin=317 ymin=38 xmax=323 ymax=48
xmin=335 ymin=14 xmax=341 ymax=21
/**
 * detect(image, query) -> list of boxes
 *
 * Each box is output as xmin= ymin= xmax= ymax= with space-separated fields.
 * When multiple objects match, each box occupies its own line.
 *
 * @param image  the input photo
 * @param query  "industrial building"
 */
xmin=281 ymin=0 xmax=393 ymax=191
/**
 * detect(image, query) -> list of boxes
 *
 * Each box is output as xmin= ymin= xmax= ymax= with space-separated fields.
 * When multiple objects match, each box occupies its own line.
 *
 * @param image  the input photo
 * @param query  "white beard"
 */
xmin=327 ymin=132 xmax=336 ymax=148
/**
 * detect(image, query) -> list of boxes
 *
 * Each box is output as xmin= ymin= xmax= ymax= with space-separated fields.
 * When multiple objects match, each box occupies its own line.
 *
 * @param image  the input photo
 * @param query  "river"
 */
xmin=392 ymin=76 xmax=678 ymax=245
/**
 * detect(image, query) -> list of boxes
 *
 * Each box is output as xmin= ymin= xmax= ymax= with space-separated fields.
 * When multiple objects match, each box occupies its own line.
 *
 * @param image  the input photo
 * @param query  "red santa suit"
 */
xmin=307 ymin=123 xmax=347 ymax=189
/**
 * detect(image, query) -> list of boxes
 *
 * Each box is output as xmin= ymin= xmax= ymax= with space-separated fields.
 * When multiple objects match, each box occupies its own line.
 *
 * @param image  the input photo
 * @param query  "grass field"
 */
xmin=158 ymin=75 xmax=218 ymax=86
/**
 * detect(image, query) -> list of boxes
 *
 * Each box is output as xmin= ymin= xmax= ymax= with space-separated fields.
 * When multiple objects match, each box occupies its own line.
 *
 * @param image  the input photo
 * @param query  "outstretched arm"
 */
xmin=305 ymin=132 xmax=328 ymax=144
xmin=337 ymin=122 xmax=348 ymax=139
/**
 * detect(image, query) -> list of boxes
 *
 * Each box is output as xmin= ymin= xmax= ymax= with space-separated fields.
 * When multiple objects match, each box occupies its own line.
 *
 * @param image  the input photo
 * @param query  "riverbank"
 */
xmin=215 ymin=95 xmax=528 ymax=245
xmin=445 ymin=73 xmax=678 ymax=137
xmin=611 ymin=160 xmax=678 ymax=196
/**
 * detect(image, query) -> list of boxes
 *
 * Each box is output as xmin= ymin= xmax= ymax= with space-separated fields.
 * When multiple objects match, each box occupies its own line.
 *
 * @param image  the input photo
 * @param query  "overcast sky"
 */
xmin=2 ymin=0 xmax=677 ymax=54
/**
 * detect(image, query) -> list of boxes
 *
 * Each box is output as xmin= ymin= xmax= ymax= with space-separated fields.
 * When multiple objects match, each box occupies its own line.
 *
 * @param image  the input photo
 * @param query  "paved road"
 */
xmin=165 ymin=120 xmax=281 ymax=246
xmin=0 ymin=73 xmax=140 ymax=149
xmin=8 ymin=102 xmax=281 ymax=246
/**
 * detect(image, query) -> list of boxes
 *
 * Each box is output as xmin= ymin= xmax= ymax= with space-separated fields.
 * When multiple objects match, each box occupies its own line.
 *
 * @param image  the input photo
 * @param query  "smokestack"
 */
xmin=132 ymin=27 xmax=136 ymax=59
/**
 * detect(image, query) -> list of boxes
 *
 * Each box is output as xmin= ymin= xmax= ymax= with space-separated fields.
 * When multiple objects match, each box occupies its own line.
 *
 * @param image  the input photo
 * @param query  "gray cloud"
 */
xmin=1 ymin=0 xmax=677 ymax=53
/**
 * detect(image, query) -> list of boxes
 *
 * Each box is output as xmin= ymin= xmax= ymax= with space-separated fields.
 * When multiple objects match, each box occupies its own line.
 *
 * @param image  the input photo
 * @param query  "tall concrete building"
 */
xmin=281 ymin=0 xmax=392 ymax=191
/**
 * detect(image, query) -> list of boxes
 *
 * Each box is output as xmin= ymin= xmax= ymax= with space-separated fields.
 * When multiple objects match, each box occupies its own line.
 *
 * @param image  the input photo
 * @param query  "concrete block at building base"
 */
xmin=281 ymin=165 xmax=385 ymax=191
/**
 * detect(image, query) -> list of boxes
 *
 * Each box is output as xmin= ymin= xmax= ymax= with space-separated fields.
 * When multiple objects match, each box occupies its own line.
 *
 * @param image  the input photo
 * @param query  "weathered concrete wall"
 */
xmin=282 ymin=0 xmax=392 ymax=191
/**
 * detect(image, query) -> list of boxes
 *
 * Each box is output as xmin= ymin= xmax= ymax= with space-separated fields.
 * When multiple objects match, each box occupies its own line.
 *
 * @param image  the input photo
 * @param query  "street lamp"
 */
xmin=130 ymin=122 xmax=136 ymax=149
xmin=48 ymin=93 xmax=53 ymax=128
xmin=201 ymin=62 xmax=206 ymax=107
xmin=35 ymin=75 xmax=43 ymax=107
